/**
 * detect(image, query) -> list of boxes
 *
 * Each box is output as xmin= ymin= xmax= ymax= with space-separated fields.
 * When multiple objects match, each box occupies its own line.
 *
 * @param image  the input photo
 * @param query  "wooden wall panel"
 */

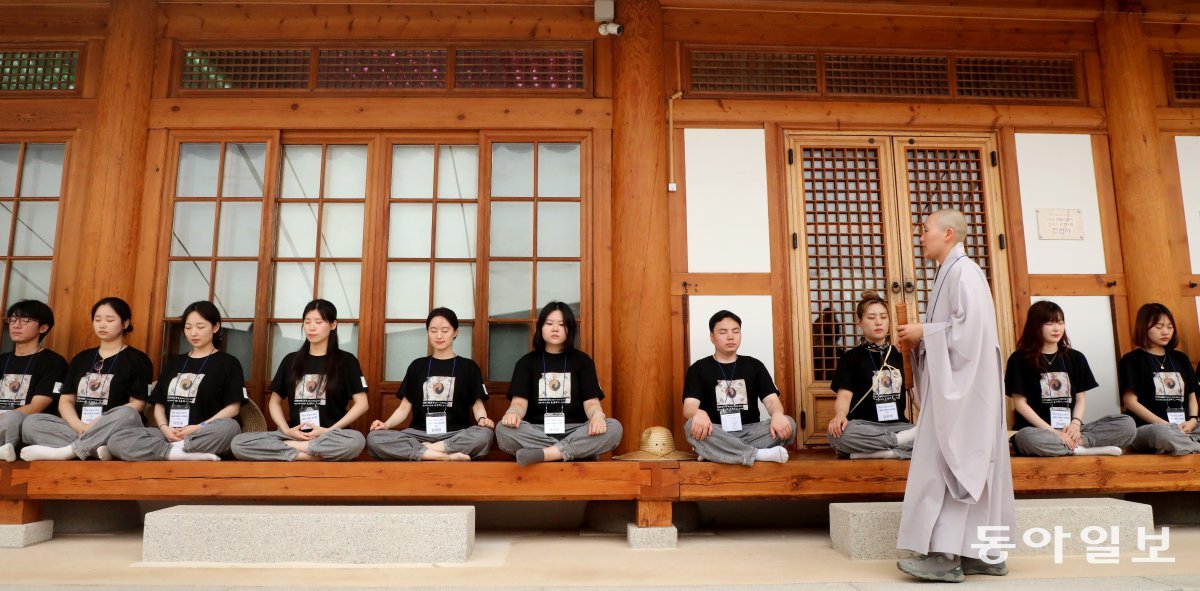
xmin=0 ymin=4 xmax=107 ymax=40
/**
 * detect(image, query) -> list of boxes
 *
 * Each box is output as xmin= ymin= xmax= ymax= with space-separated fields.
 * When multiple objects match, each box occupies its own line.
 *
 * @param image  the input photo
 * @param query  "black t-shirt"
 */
xmin=270 ymin=350 xmax=367 ymax=428
xmin=0 ymin=349 xmax=68 ymax=414
xmin=62 ymin=346 xmax=153 ymax=415
xmin=150 ymin=351 xmax=246 ymax=426
xmin=1005 ymin=349 xmax=1098 ymax=430
xmin=683 ymin=355 xmax=778 ymax=425
xmin=829 ymin=343 xmax=909 ymax=423
xmin=507 ymin=349 xmax=604 ymax=424
xmin=1118 ymin=348 xmax=1196 ymax=427
xmin=398 ymin=356 xmax=488 ymax=431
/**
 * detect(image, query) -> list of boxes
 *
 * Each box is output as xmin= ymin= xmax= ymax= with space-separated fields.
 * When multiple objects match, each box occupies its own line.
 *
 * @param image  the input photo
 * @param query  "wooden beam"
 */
xmin=611 ymin=0 xmax=673 ymax=454
xmin=148 ymin=98 xmax=613 ymax=130
xmin=0 ymin=4 xmax=107 ymax=40
xmin=660 ymin=0 xmax=1105 ymax=20
xmin=0 ymin=100 xmax=97 ymax=130
xmin=669 ymin=273 xmax=773 ymax=295
xmin=636 ymin=500 xmax=673 ymax=527
xmin=1027 ymin=274 xmax=1126 ymax=296
xmin=0 ymin=499 xmax=42 ymax=525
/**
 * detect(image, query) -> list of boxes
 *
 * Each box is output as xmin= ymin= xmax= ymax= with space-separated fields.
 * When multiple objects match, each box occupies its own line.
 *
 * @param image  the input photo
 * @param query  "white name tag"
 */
xmin=544 ymin=412 xmax=566 ymax=434
xmin=427 ymin=413 xmax=447 ymax=435
xmin=169 ymin=406 xmax=190 ymax=428
xmin=80 ymin=405 xmax=103 ymax=424
xmin=1050 ymin=407 xmax=1072 ymax=429
xmin=720 ymin=410 xmax=743 ymax=432
xmin=299 ymin=408 xmax=321 ymax=428
xmin=876 ymin=402 xmax=899 ymax=422
xmin=1168 ymin=410 xmax=1186 ymax=425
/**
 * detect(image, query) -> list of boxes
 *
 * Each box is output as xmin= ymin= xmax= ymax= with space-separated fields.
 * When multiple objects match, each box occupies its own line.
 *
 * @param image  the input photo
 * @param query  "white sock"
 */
xmin=1071 ymin=445 xmax=1123 ymax=456
xmin=0 ymin=443 xmax=15 ymax=462
xmin=850 ymin=449 xmax=900 ymax=460
xmin=895 ymin=427 xmax=918 ymax=446
xmin=96 ymin=445 xmax=113 ymax=461
xmin=167 ymin=441 xmax=220 ymax=461
xmin=754 ymin=446 xmax=789 ymax=463
xmin=20 ymin=444 xmax=77 ymax=461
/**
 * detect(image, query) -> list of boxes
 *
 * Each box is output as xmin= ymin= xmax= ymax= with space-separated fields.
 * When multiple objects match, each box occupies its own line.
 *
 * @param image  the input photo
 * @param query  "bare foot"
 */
xmin=447 ymin=452 xmax=471 ymax=462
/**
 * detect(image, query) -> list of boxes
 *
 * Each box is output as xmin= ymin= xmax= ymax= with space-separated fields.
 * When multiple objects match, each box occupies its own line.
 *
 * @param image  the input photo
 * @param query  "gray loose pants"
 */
xmin=107 ymin=417 xmax=241 ymax=461
xmin=684 ymin=416 xmax=797 ymax=466
xmin=21 ymin=406 xmax=143 ymax=460
xmin=230 ymin=428 xmax=365 ymax=462
xmin=366 ymin=426 xmax=494 ymax=461
xmin=1011 ymin=414 xmax=1136 ymax=457
xmin=494 ymin=419 xmax=623 ymax=461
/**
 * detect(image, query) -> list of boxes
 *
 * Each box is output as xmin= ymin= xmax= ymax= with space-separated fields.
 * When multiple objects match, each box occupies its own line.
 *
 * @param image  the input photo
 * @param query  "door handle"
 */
xmin=891 ymin=281 xmax=902 ymax=294
xmin=904 ymin=281 xmax=915 ymax=293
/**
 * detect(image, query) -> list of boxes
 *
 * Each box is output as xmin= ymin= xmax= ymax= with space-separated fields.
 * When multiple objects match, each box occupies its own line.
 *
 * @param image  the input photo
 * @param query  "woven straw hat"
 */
xmin=615 ymin=426 xmax=697 ymax=461
xmin=238 ymin=397 xmax=269 ymax=432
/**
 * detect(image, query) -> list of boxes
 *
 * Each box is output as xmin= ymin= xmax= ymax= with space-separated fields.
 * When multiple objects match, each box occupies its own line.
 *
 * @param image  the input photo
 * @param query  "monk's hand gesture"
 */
xmin=896 ymin=323 xmax=924 ymax=346
xmin=770 ymin=412 xmax=793 ymax=441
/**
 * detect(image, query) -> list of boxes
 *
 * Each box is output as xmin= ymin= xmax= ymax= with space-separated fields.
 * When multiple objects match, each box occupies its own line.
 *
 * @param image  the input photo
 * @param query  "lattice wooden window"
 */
xmin=688 ymin=49 xmax=818 ymax=95
xmin=0 ymin=50 xmax=79 ymax=92
xmin=824 ymin=54 xmax=949 ymax=97
xmin=180 ymin=49 xmax=311 ymax=90
xmin=1168 ymin=56 xmax=1200 ymax=104
xmin=904 ymin=147 xmax=991 ymax=318
xmin=800 ymin=147 xmax=889 ymax=382
xmin=454 ymin=49 xmax=585 ymax=91
xmin=317 ymin=49 xmax=447 ymax=90
xmin=955 ymin=57 xmax=1077 ymax=100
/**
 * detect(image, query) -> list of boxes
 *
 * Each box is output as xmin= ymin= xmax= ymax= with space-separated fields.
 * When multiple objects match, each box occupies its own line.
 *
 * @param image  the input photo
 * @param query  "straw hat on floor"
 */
xmin=615 ymin=426 xmax=697 ymax=461
xmin=238 ymin=397 xmax=268 ymax=432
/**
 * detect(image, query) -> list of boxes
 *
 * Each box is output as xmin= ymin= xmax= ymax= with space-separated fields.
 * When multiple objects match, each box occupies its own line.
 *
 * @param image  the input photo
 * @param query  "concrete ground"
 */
xmin=0 ymin=526 xmax=1198 ymax=590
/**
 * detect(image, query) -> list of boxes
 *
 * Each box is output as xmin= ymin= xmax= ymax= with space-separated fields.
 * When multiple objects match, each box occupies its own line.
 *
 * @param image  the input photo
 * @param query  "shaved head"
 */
xmin=929 ymin=209 xmax=967 ymax=244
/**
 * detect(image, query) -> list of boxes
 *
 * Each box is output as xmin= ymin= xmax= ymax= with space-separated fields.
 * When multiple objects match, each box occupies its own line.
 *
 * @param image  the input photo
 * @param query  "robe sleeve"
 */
xmin=917 ymin=265 xmax=1004 ymax=504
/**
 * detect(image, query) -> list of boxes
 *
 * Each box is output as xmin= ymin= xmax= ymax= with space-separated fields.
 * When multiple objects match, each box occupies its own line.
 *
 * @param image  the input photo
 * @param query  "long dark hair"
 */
xmin=181 ymin=300 xmax=223 ymax=348
xmin=533 ymin=301 xmax=576 ymax=351
xmin=1017 ymin=300 xmax=1070 ymax=369
xmin=1133 ymin=303 xmax=1179 ymax=350
xmin=286 ymin=299 xmax=343 ymax=399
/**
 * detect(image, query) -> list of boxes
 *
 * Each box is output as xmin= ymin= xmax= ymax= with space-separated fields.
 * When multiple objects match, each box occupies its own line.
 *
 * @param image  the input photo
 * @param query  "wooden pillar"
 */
xmin=0 ymin=499 xmax=43 ymax=525
xmin=63 ymin=0 xmax=157 ymax=353
xmin=611 ymin=0 xmax=671 ymax=452
xmin=1098 ymin=12 xmax=1181 ymax=321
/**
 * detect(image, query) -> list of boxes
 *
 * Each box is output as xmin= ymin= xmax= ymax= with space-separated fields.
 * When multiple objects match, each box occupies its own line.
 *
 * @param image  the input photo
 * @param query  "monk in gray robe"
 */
xmin=894 ymin=209 xmax=1017 ymax=583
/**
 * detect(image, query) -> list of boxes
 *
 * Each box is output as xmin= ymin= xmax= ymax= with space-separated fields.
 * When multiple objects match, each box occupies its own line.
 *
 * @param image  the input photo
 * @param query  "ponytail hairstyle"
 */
xmin=1016 ymin=300 xmax=1070 ymax=370
xmin=180 ymin=300 xmax=223 ymax=348
xmin=286 ymin=299 xmax=343 ymax=399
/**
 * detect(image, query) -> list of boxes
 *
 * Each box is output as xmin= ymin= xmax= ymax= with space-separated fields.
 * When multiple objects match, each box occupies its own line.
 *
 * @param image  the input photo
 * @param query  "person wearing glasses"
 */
xmin=21 ymin=297 xmax=153 ymax=461
xmin=0 ymin=300 xmax=68 ymax=462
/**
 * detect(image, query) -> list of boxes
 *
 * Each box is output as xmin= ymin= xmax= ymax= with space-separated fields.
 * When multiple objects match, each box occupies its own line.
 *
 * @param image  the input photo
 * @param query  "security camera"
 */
xmin=598 ymin=22 xmax=623 ymax=36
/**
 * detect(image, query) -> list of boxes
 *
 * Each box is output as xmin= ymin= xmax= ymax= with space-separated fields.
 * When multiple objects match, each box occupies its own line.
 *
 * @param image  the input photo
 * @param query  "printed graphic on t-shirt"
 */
xmin=872 ymin=368 xmax=903 ymax=402
xmin=423 ymin=376 xmax=455 ymax=409
xmin=539 ymin=372 xmax=571 ymax=404
xmin=0 ymin=374 xmax=30 ymax=409
xmin=1153 ymin=371 xmax=1184 ymax=402
xmin=76 ymin=373 xmax=114 ymax=407
xmin=294 ymin=374 xmax=327 ymax=406
xmin=1039 ymin=371 xmax=1071 ymax=403
xmin=167 ymin=372 xmax=206 ymax=405
xmin=715 ymin=379 xmax=749 ymax=411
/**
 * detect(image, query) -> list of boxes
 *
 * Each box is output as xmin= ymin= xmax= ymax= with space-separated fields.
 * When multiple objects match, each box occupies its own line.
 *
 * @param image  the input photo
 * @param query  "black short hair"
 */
xmin=426 ymin=307 xmax=460 ymax=330
xmin=181 ymin=301 xmax=223 ymax=347
xmin=91 ymin=297 xmax=133 ymax=334
xmin=708 ymin=310 xmax=742 ymax=333
xmin=1133 ymin=303 xmax=1179 ymax=350
xmin=533 ymin=302 xmax=577 ymax=351
xmin=6 ymin=300 xmax=54 ymax=342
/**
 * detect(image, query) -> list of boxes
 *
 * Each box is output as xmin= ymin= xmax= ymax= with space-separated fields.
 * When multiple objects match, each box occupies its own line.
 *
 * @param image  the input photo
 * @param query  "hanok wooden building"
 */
xmin=2 ymin=0 xmax=1199 ymax=454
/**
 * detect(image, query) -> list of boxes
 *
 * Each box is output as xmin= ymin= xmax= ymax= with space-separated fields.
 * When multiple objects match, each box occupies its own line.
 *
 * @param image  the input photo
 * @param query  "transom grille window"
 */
xmin=0 ymin=142 xmax=65 ymax=323
xmin=180 ymin=49 xmax=310 ymax=90
xmin=0 ymin=49 xmax=79 ymax=92
xmin=1168 ymin=55 xmax=1200 ymax=104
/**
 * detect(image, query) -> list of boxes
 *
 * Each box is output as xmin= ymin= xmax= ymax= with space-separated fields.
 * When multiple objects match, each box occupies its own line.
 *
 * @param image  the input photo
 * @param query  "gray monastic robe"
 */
xmin=897 ymin=242 xmax=1017 ymax=557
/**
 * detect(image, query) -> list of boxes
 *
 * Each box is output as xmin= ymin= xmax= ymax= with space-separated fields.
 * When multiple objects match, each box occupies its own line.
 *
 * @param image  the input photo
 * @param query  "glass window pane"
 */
xmin=273 ymin=261 xmax=315 ymax=316
xmin=19 ymin=144 xmax=65 ymax=198
xmin=319 ymin=203 xmax=364 ymax=258
xmin=537 ymin=143 xmax=581 ymax=198
xmin=276 ymin=203 xmax=318 ymax=258
xmin=488 ymin=261 xmax=532 ymax=319
xmin=489 ymin=202 xmax=533 ymax=257
xmin=216 ymin=202 xmax=262 ymax=257
xmin=337 ymin=323 xmax=360 ymax=358
xmin=318 ymin=262 xmax=362 ymax=318
xmin=269 ymin=323 xmax=302 ymax=380
xmin=391 ymin=145 xmax=434 ymax=199
xmin=488 ymin=323 xmax=530 ymax=381
xmin=325 ymin=145 xmax=368 ymax=199
xmin=166 ymin=261 xmax=211 ymax=317
xmin=433 ymin=262 xmax=475 ymax=320
xmin=435 ymin=203 xmax=477 ymax=258
xmin=384 ymin=322 xmax=428 ymax=381
xmin=491 ymin=143 xmax=534 ymax=197
xmin=388 ymin=203 xmax=432 ymax=258
xmin=536 ymin=261 xmax=581 ymax=315
xmin=6 ymin=261 xmax=51 ymax=309
xmin=536 ymin=201 xmax=580 ymax=258
xmin=213 ymin=261 xmax=259 ymax=319
xmin=170 ymin=202 xmax=216 ymax=257
xmin=176 ymin=143 xmax=221 ymax=197
xmin=0 ymin=144 xmax=18 ymax=198
xmin=12 ymin=201 xmax=58 ymax=256
xmin=453 ymin=324 xmax=473 ymax=362
xmin=280 ymin=145 xmax=322 ymax=199
xmin=166 ymin=321 xmax=254 ymax=378
xmin=222 ymin=143 xmax=267 ymax=197
xmin=0 ymin=202 xmax=12 ymax=256
xmin=438 ymin=145 xmax=479 ymax=199
xmin=386 ymin=262 xmax=430 ymax=319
